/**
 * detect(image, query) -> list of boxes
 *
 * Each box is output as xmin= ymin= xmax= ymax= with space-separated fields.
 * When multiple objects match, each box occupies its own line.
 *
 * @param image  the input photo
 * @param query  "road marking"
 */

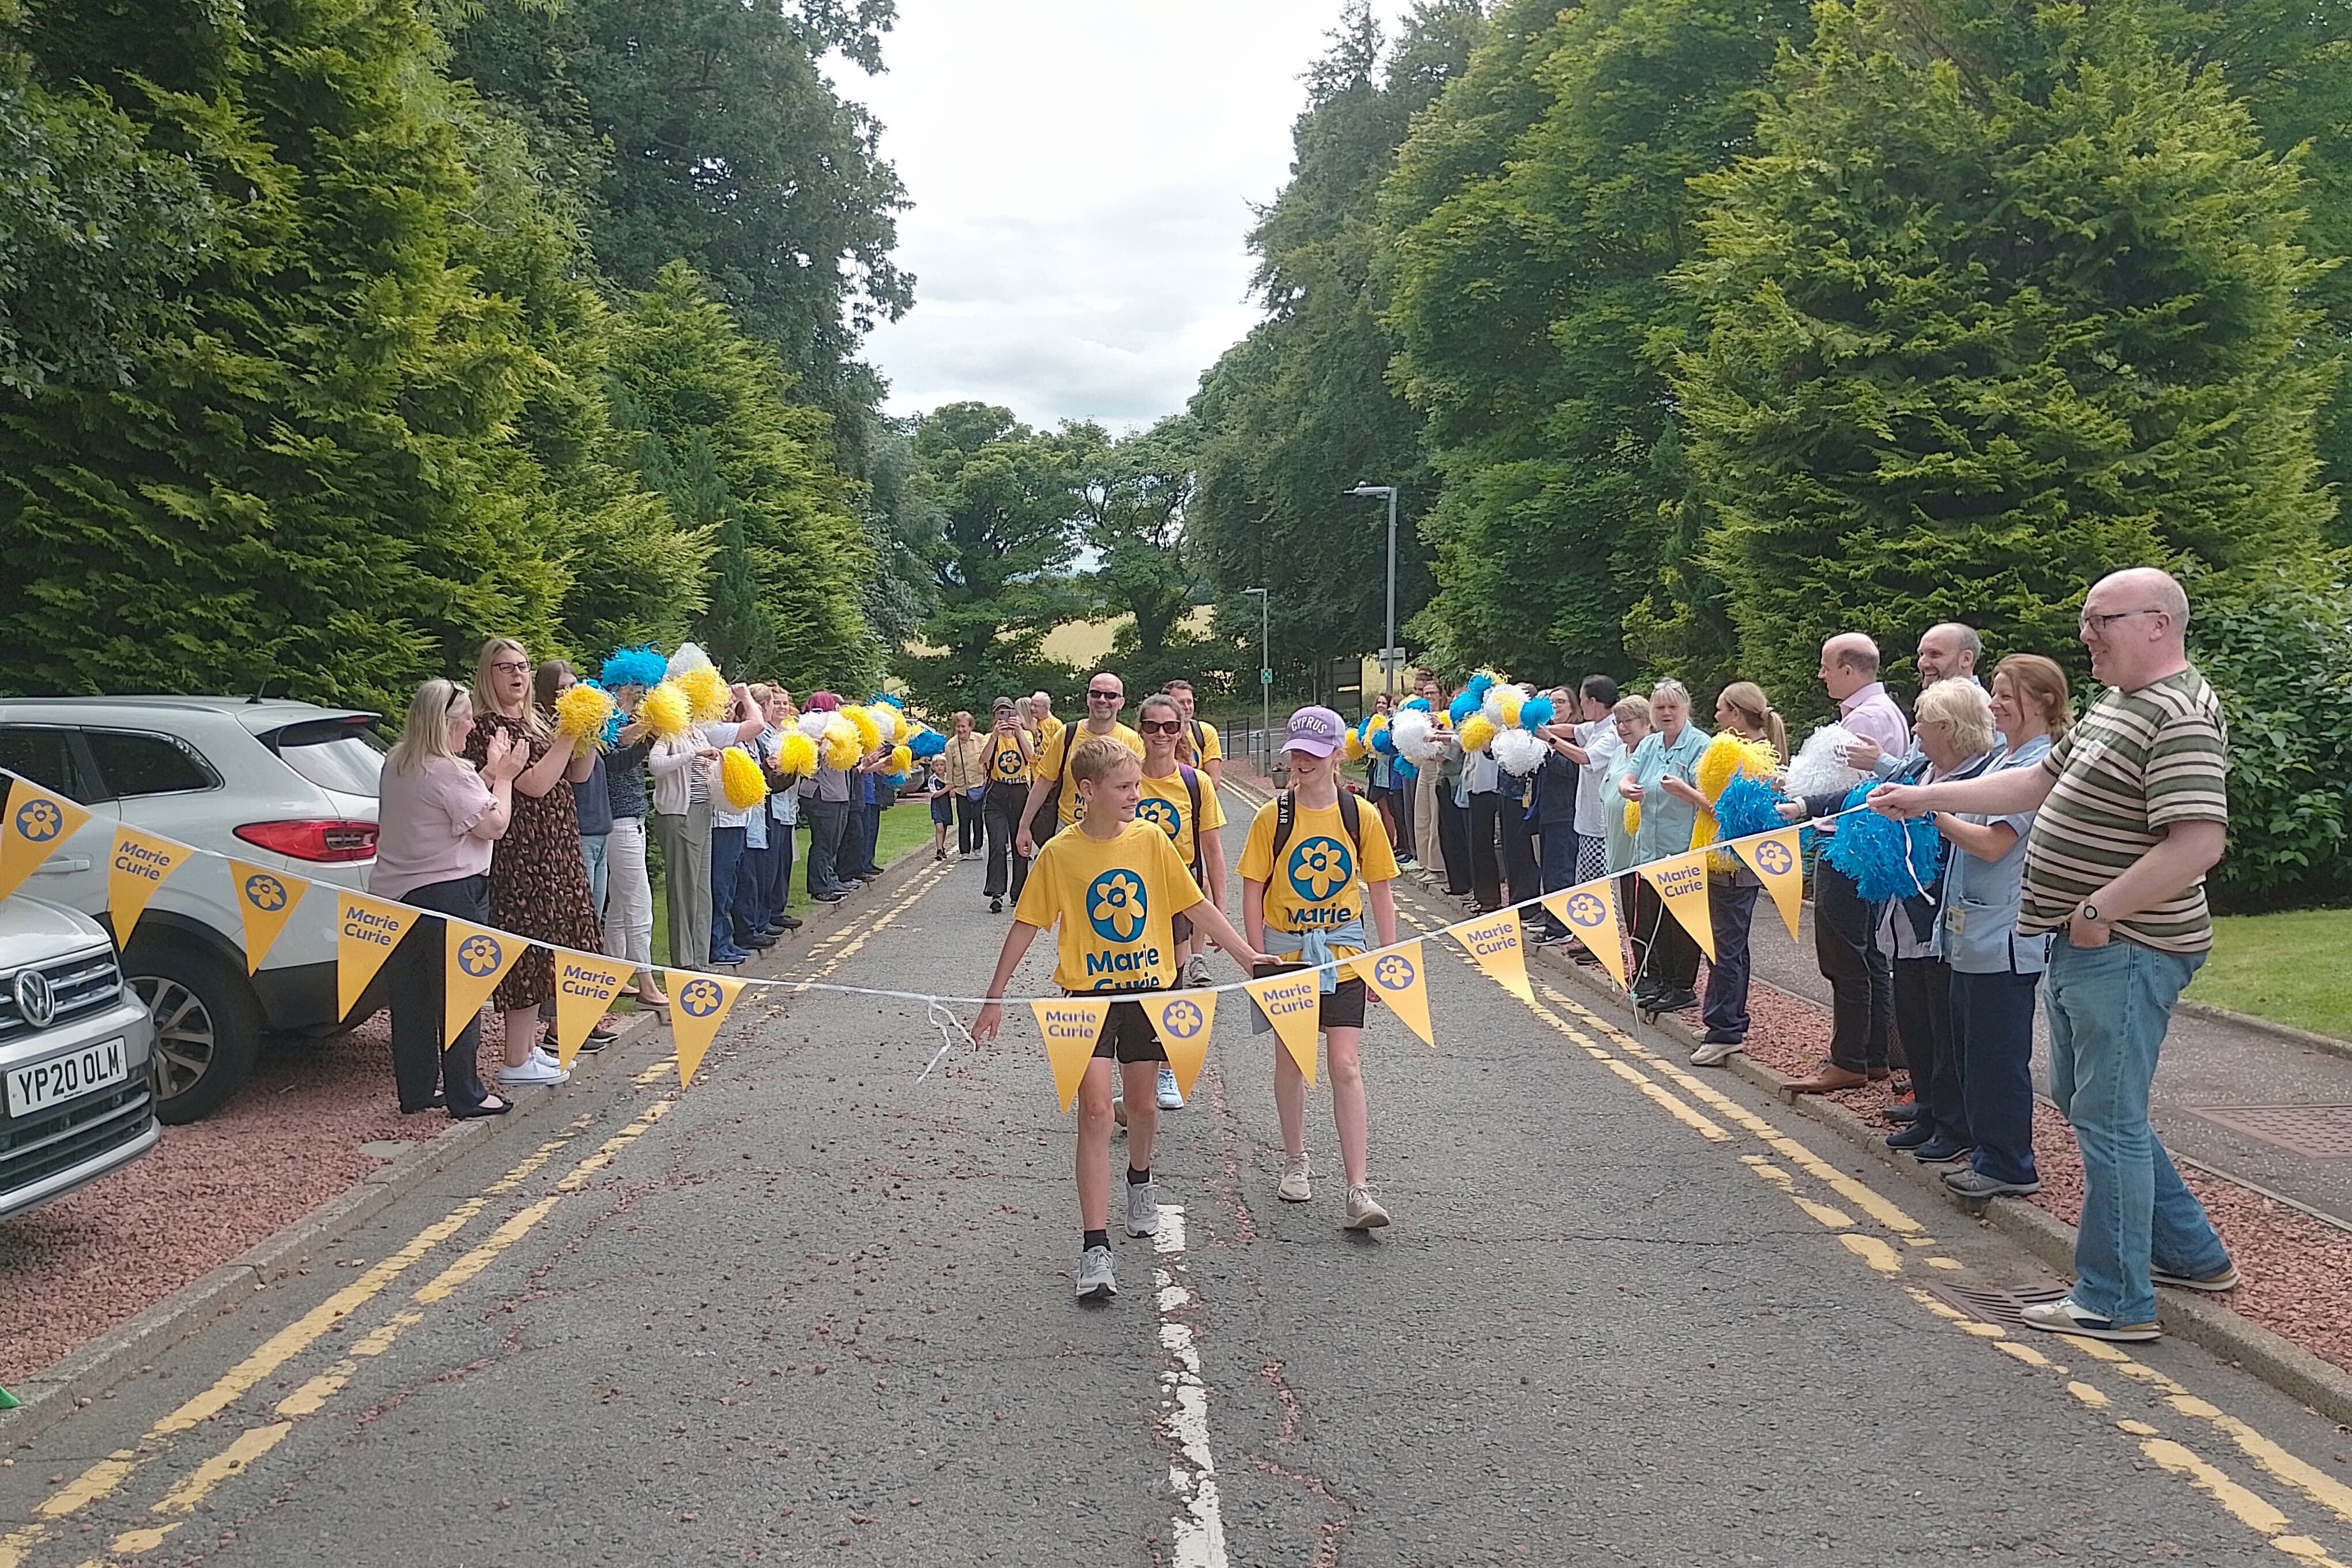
xmin=149 ymin=1423 xmax=291 ymax=1517
xmin=1153 ymin=1204 xmax=1228 ymax=1568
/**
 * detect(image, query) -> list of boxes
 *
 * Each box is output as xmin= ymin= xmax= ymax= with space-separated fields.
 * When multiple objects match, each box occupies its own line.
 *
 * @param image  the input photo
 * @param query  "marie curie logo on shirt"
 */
xmin=1286 ymin=836 xmax=1354 ymax=907
xmin=1136 ymin=797 xmax=1182 ymax=839
xmin=1083 ymin=869 xmax=1160 ymax=985
xmin=995 ymin=747 xmax=1024 ymax=778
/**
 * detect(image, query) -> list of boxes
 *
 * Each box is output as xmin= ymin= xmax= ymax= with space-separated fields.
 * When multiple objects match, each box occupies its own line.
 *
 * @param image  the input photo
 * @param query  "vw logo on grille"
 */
xmin=14 ymin=967 xmax=57 ymax=1029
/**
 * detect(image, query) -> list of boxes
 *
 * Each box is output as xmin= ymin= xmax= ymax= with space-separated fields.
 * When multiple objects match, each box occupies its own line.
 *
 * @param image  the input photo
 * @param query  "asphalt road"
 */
xmin=7 ymin=785 xmax=2352 ymax=1567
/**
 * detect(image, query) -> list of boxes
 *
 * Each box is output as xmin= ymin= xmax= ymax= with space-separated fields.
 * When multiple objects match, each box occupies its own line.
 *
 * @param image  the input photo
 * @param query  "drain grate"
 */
xmin=2181 ymin=1103 xmax=2352 ymax=1160
xmin=1921 ymin=1281 xmax=2073 ymax=1328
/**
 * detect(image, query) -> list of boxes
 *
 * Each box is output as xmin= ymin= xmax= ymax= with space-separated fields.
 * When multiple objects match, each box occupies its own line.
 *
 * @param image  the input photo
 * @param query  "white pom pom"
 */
xmin=666 ymin=640 xmax=714 ymax=679
xmin=796 ymin=710 xmax=831 ymax=741
xmin=1784 ymin=723 xmax=1869 ymax=800
xmin=1492 ymin=727 xmax=1548 ymax=777
xmin=870 ymin=704 xmax=899 ymax=744
xmin=1392 ymin=710 xmax=1443 ymax=763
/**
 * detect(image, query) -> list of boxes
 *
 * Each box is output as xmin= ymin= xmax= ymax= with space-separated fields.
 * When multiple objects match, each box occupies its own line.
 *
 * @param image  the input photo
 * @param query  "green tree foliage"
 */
xmin=607 ymin=261 xmax=873 ymax=692
xmin=1379 ymin=0 xmax=1813 ymax=686
xmin=1079 ymin=416 xmax=1212 ymax=695
xmin=0 ymin=0 xmax=213 ymax=393
xmin=854 ymin=422 xmax=944 ymax=661
xmin=895 ymin=402 xmax=1089 ymax=715
xmin=1671 ymin=0 xmax=2337 ymax=712
xmin=1184 ymin=3 xmax=1477 ymax=689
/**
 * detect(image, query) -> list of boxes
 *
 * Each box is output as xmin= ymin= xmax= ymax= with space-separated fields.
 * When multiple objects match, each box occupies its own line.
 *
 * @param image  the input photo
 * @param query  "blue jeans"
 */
xmin=2044 ymin=935 xmax=2229 ymax=1324
xmin=710 ymin=825 xmax=749 ymax=956
xmin=1702 ymin=878 xmax=1759 ymax=1042
xmin=745 ymin=843 xmax=777 ymax=933
xmin=1534 ymin=821 xmax=1578 ymax=935
xmin=1950 ymin=968 xmax=2041 ymax=1186
xmin=578 ymin=834 xmax=609 ymax=921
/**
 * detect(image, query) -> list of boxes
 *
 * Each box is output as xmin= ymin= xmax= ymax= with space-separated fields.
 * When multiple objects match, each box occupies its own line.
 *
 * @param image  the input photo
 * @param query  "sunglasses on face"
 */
xmin=1088 ymin=690 xmax=1122 ymax=702
xmin=1138 ymin=718 xmax=1183 ymax=735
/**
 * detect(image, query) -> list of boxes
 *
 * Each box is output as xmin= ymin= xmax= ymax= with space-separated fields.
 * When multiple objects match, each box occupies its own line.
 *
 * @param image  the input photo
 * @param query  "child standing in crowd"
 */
xmin=972 ymin=737 xmax=1264 ymax=1304
xmin=1239 ymin=706 xmax=1403 ymax=1230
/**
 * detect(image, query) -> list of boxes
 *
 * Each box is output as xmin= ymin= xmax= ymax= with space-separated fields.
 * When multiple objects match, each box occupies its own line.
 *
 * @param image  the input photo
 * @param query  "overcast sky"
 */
xmin=848 ymin=1 xmax=1410 ymax=435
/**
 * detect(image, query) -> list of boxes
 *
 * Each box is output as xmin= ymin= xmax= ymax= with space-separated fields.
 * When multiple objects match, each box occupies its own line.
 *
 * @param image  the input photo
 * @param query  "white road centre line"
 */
xmin=1154 ymin=1204 xmax=1229 ymax=1568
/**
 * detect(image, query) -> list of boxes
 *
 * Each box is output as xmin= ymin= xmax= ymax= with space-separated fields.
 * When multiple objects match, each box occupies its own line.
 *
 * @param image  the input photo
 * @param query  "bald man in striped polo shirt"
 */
xmin=1868 ymin=568 xmax=2236 ymax=1344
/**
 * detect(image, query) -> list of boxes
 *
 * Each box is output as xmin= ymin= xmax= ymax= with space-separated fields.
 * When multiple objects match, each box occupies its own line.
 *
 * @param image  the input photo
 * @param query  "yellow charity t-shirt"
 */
xmin=1013 ymin=820 xmax=1203 ymax=993
xmin=1188 ymin=718 xmax=1223 ymax=766
xmin=1136 ymin=765 xmax=1226 ymax=871
xmin=1037 ymin=721 xmax=1145 ymax=828
xmin=987 ymin=729 xmax=1034 ymax=786
xmin=1238 ymin=793 xmax=1399 ymax=960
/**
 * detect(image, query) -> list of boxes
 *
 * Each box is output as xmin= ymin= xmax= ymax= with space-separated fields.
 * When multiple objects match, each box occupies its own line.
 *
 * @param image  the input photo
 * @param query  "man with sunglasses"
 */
xmin=1018 ymin=672 xmax=1144 ymax=858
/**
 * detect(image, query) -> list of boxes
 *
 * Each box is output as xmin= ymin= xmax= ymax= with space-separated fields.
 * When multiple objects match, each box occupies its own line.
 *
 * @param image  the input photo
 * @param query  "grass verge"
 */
xmin=2189 ymin=908 xmax=2352 ymax=1041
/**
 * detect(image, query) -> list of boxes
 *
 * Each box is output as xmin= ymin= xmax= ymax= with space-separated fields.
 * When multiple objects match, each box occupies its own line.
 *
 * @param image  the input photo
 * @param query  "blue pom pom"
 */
xmin=886 ymin=771 xmax=907 ymax=788
xmin=1713 ymin=773 xmax=1783 ymax=843
xmin=599 ymin=643 xmax=669 ymax=690
xmin=1392 ymin=756 xmax=1419 ymax=781
xmin=872 ymin=693 xmax=904 ymax=709
xmin=1520 ymin=694 xmax=1555 ymax=731
xmin=908 ymin=729 xmax=947 ymax=760
xmin=1370 ymin=728 xmax=1396 ymax=756
xmin=1402 ymin=696 xmax=1431 ymax=713
xmin=1465 ymin=672 xmax=1495 ymax=703
xmin=1449 ymin=690 xmax=1479 ymax=726
xmin=1823 ymin=786 xmax=1945 ymax=901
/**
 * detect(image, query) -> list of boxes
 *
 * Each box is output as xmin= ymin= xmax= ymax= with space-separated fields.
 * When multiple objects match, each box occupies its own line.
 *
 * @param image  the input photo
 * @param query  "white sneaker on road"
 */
xmin=1279 ymin=1153 xmax=1311 ymax=1203
xmin=500 ymin=1056 xmax=571 ymax=1087
xmin=1691 ymin=1038 xmax=1744 ymax=1067
xmin=1344 ymin=1185 xmax=1390 ymax=1229
xmin=1156 ymin=1066 xmax=1183 ymax=1109
xmin=1125 ymin=1177 xmax=1160 ymax=1239
xmin=1076 ymin=1245 xmax=1117 ymax=1302
xmin=1182 ymin=955 xmax=1213 ymax=988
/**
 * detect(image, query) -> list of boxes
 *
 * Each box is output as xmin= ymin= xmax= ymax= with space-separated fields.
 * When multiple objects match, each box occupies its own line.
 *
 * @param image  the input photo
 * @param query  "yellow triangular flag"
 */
xmin=0 ymin=777 xmax=94 ymax=905
xmin=1637 ymin=850 xmax=1717 ymax=960
xmin=337 ymin=891 xmax=420 ymax=1020
xmin=444 ymin=920 xmax=525 ymax=1050
xmin=1242 ymin=967 xmax=1324 ymax=1084
xmin=1029 ymin=996 xmax=1111 ymax=1111
xmin=229 ymin=859 xmax=311 ymax=974
xmin=1733 ymin=827 xmax=1806 ymax=943
xmin=1348 ymin=941 xmax=1434 ymax=1046
xmin=105 ymin=824 xmax=193 ymax=945
xmin=1449 ymin=908 xmax=1532 ymax=1004
xmin=1543 ymin=880 xmax=1629 ymax=991
xmin=666 ymin=970 xmax=746 ymax=1087
xmin=552 ymin=951 xmax=639 ymax=1068
xmin=1145 ymin=991 xmax=1217 ymax=1099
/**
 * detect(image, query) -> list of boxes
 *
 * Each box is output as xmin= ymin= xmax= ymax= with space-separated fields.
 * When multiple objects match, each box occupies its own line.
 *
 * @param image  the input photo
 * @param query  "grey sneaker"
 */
xmin=1182 ymin=954 xmax=1213 ymax=987
xmin=2019 ymin=1295 xmax=2158 ymax=1342
xmin=1076 ymin=1245 xmax=1117 ymax=1302
xmin=1690 ymin=1037 xmax=1743 ymax=1067
xmin=1156 ymin=1066 xmax=1183 ymax=1109
xmin=1124 ymin=1177 xmax=1160 ymax=1239
xmin=1943 ymin=1166 xmax=2041 ymax=1199
xmin=1278 ymin=1153 xmax=1311 ymax=1203
xmin=2152 ymin=1262 xmax=2238 ymax=1293
xmin=1343 ymin=1184 xmax=1390 ymax=1230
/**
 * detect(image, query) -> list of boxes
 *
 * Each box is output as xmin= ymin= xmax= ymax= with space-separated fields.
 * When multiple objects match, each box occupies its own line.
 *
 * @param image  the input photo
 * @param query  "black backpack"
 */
xmin=1268 ymin=787 xmax=1362 ymax=872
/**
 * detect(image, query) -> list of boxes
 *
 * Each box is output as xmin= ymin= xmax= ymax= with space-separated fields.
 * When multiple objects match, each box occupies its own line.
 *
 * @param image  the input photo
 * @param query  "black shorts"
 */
xmin=1249 ymin=962 xmax=1369 ymax=1032
xmin=1363 ymin=781 xmax=1390 ymax=805
xmin=1068 ymin=991 xmax=1169 ymax=1062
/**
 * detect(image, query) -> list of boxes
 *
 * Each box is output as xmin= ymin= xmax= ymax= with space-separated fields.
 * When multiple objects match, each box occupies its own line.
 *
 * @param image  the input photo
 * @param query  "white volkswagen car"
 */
xmin=0 ymin=698 xmax=385 ymax=1122
xmin=1 ymin=894 xmax=159 ymax=1218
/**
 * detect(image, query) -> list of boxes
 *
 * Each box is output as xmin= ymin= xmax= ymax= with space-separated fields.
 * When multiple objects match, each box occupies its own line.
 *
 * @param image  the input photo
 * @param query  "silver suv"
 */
xmin=0 ymin=698 xmax=385 ymax=1122
xmin=1 ymin=894 xmax=159 ymax=1219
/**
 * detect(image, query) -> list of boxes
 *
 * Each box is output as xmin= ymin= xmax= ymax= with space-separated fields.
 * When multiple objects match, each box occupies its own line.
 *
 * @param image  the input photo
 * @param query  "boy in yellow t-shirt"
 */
xmin=1238 ymin=706 xmax=1401 ymax=1230
xmin=974 ymin=736 xmax=1265 ymax=1304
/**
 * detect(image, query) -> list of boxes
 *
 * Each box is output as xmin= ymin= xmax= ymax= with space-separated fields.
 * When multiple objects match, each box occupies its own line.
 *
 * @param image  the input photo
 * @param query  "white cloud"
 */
xmin=847 ymin=0 xmax=1409 ymax=433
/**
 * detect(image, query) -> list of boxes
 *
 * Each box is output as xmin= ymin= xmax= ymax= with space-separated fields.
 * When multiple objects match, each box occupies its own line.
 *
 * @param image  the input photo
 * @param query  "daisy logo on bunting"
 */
xmin=1161 ymin=998 xmax=1205 ymax=1039
xmin=1566 ymin=892 xmax=1608 ymax=929
xmin=1087 ymin=869 xmax=1148 ymax=943
xmin=243 ymin=873 xmax=288 ymax=913
xmin=1752 ymin=838 xmax=1795 ymax=877
xmin=1287 ymin=836 xmax=1354 ymax=902
xmin=457 ymin=934 xmax=503 ymax=978
xmin=1373 ymin=953 xmax=1416 ymax=992
xmin=679 ymin=978 xmax=725 ymax=1019
xmin=1135 ymin=797 xmax=1181 ymax=839
xmin=14 ymin=798 xmax=63 ymax=843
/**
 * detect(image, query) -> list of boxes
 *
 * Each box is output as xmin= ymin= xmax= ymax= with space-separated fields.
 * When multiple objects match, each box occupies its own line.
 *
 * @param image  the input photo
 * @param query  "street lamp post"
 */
xmin=1243 ymin=586 xmax=1269 ymax=767
xmin=1346 ymin=483 xmax=1401 ymax=700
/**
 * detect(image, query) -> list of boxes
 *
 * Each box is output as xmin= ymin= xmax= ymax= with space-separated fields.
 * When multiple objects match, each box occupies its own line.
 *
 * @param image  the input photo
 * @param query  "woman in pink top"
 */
xmin=373 ymin=679 xmax=523 ymax=1117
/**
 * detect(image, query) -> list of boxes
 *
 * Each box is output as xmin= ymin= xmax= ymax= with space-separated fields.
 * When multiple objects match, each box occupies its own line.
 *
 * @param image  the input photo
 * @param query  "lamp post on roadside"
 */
xmin=1346 ymin=483 xmax=1401 ymax=700
xmin=1243 ymin=586 xmax=1269 ymax=768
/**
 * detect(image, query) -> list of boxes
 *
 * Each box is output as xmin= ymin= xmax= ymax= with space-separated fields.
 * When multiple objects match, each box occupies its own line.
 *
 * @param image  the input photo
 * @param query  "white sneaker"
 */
xmin=1182 ymin=954 xmax=1212 ymax=988
xmin=500 ymin=1056 xmax=571 ymax=1087
xmin=1124 ymin=1177 xmax=1160 ymax=1239
xmin=1691 ymin=1038 xmax=1743 ymax=1067
xmin=1076 ymin=1245 xmax=1117 ymax=1302
xmin=1278 ymin=1153 xmax=1311 ymax=1203
xmin=1156 ymin=1066 xmax=1183 ymax=1109
xmin=532 ymin=1044 xmax=560 ymax=1066
xmin=1344 ymin=1184 xmax=1390 ymax=1230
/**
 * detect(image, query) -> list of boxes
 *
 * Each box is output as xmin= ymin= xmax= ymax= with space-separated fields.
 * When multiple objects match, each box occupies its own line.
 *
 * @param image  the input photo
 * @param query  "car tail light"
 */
xmin=233 ymin=819 xmax=378 ymax=863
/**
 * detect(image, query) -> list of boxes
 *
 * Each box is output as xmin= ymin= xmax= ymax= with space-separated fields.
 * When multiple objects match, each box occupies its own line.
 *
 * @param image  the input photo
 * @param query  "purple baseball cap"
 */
xmin=1283 ymin=705 xmax=1345 ymax=757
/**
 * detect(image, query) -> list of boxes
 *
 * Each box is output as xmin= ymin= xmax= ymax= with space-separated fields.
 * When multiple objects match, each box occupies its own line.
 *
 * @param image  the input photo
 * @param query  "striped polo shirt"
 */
xmin=2019 ymin=668 xmax=2229 ymax=953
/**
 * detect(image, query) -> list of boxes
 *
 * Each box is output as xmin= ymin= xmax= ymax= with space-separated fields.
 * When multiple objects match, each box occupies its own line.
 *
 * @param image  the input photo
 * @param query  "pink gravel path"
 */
xmin=0 ymin=1012 xmax=440 ymax=1382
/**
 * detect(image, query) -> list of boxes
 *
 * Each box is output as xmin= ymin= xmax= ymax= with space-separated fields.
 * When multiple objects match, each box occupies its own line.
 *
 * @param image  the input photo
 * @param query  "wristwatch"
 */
xmin=2078 ymin=902 xmax=2104 ymax=925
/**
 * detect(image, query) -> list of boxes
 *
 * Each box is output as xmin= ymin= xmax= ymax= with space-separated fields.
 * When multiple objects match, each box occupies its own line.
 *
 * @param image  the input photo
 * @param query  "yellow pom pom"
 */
xmin=846 ymin=705 xmax=883 ymax=755
xmin=554 ymin=682 xmax=615 ymax=743
xmin=1458 ymin=714 xmax=1497 ymax=753
xmin=1367 ymin=714 xmax=1388 ymax=733
xmin=1624 ymin=799 xmax=1641 ymax=835
xmin=676 ymin=665 xmax=729 ymax=722
xmin=889 ymin=743 xmax=913 ymax=775
xmin=1489 ymin=688 xmax=1523 ymax=728
xmin=719 ymin=747 xmax=768 ymax=809
xmin=640 ymin=682 xmax=691 ymax=741
xmin=1343 ymin=728 xmax=1366 ymax=762
xmin=823 ymin=719 xmax=860 ymax=772
xmin=775 ymin=732 xmax=817 ymax=777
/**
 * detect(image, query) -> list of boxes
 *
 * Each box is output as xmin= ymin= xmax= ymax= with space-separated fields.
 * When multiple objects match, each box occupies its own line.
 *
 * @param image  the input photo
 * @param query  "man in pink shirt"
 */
xmin=1788 ymin=633 xmax=1912 ymax=1092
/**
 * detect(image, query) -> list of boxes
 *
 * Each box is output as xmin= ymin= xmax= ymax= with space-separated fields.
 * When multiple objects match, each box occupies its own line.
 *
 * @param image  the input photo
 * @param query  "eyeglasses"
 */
xmin=2079 ymin=608 xmax=2162 ymax=634
xmin=1138 ymin=718 xmax=1183 ymax=735
xmin=1087 ymin=689 xmax=1122 ymax=702
xmin=490 ymin=660 xmax=529 ymax=675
